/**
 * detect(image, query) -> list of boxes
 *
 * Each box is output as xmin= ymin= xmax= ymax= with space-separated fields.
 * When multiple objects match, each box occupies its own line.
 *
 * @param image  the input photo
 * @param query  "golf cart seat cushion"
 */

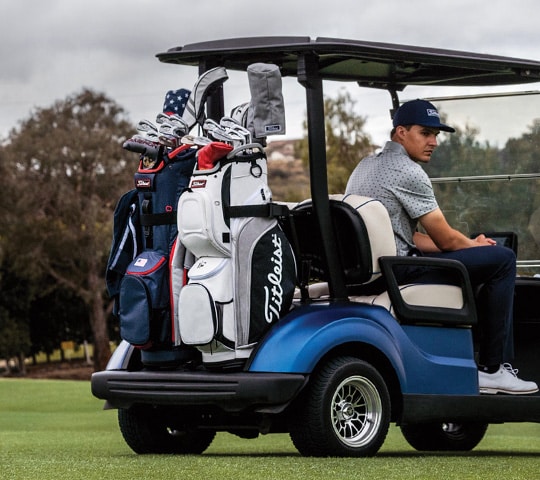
xmin=354 ymin=284 xmax=464 ymax=312
xmin=296 ymin=281 xmax=464 ymax=316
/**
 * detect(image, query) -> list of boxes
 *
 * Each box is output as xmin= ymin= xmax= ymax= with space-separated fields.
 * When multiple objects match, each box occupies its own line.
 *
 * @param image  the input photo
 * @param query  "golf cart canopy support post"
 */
xmin=297 ymin=53 xmax=348 ymax=300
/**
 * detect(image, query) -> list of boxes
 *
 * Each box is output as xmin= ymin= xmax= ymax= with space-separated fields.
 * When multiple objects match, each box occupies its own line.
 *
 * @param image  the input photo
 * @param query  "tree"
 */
xmin=29 ymin=286 xmax=90 ymax=363
xmin=0 ymin=262 xmax=32 ymax=374
xmin=424 ymin=123 xmax=498 ymax=178
xmin=1 ymin=89 xmax=135 ymax=370
xmin=0 ymin=313 xmax=31 ymax=374
xmin=296 ymin=89 xmax=374 ymax=194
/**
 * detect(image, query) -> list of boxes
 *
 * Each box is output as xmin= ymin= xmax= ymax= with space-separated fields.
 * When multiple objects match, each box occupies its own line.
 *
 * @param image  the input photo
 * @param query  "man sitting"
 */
xmin=345 ymin=99 xmax=538 ymax=395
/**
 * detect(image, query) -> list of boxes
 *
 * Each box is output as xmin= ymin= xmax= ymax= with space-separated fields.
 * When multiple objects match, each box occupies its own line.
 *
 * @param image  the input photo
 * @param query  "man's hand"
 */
xmin=473 ymin=233 xmax=497 ymax=246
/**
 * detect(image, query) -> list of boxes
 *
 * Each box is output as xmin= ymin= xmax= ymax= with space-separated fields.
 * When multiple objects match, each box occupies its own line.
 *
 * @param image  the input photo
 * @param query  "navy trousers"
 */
xmin=398 ymin=245 xmax=516 ymax=367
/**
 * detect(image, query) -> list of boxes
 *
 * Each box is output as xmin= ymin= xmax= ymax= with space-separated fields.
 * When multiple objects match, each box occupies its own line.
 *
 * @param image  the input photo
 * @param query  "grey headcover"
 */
xmin=246 ymin=63 xmax=286 ymax=140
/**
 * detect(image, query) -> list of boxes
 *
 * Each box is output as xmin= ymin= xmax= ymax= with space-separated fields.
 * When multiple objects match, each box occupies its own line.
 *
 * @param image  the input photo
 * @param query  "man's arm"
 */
xmin=415 ymin=208 xmax=496 ymax=252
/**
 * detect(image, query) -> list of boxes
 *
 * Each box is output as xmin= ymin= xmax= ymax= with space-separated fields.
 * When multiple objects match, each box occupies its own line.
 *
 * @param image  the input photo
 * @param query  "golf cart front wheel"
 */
xmin=289 ymin=356 xmax=391 ymax=457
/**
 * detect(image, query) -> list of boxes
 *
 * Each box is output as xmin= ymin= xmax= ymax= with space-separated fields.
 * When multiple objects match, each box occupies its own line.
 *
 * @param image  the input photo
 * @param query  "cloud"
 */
xmin=1 ymin=0 xmax=540 ymax=138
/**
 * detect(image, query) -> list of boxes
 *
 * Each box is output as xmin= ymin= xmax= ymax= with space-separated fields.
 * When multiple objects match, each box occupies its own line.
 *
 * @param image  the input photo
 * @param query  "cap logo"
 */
xmin=426 ymin=109 xmax=440 ymax=118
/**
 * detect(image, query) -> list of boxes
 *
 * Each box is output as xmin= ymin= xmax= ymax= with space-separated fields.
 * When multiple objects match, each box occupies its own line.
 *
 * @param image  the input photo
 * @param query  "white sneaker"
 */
xmin=478 ymin=363 xmax=539 ymax=395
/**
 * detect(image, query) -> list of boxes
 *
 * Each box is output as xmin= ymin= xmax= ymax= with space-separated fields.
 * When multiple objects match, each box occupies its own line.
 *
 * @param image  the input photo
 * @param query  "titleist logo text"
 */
xmin=264 ymin=233 xmax=284 ymax=323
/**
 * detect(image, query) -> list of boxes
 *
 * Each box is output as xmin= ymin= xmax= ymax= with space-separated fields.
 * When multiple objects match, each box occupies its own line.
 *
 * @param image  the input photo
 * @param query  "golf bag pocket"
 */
xmin=177 ymin=152 xmax=270 ymax=258
xmin=119 ymin=251 xmax=170 ymax=348
xmin=106 ymin=189 xmax=142 ymax=317
xmin=178 ymin=257 xmax=234 ymax=346
xmin=177 ymin=180 xmax=231 ymax=257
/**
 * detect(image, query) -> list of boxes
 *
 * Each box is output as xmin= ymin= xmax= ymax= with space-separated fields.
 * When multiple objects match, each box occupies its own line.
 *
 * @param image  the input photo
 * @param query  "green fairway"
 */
xmin=0 ymin=378 xmax=539 ymax=480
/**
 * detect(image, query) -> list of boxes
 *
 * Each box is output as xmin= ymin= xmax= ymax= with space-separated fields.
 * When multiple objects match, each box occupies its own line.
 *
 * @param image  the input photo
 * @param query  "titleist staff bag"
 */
xmin=175 ymin=143 xmax=296 ymax=367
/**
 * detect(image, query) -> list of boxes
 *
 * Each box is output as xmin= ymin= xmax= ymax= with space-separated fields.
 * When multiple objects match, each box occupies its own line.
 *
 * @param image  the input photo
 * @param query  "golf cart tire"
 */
xmin=400 ymin=422 xmax=489 ymax=451
xmin=118 ymin=407 xmax=216 ymax=454
xmin=289 ymin=356 xmax=391 ymax=457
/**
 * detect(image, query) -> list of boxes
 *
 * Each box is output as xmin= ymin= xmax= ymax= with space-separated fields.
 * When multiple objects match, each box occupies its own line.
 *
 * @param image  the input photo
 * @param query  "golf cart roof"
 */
xmin=157 ymin=36 xmax=540 ymax=89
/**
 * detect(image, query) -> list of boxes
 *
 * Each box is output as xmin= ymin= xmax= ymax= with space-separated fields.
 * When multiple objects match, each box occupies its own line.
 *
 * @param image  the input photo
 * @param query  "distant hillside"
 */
xmin=265 ymin=139 xmax=297 ymax=162
xmin=266 ymin=139 xmax=310 ymax=202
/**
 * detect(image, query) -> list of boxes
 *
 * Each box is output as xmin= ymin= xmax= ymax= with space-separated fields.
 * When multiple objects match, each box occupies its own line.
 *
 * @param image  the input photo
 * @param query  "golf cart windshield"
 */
xmin=418 ymin=92 xmax=540 ymax=276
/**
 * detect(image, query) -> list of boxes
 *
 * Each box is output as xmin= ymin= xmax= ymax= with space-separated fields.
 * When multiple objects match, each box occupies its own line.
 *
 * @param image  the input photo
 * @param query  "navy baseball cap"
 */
xmin=393 ymin=99 xmax=455 ymax=132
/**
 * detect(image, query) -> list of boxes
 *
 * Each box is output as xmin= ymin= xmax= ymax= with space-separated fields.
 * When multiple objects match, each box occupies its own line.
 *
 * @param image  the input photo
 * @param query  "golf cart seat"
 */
xmin=288 ymin=194 xmax=477 ymax=327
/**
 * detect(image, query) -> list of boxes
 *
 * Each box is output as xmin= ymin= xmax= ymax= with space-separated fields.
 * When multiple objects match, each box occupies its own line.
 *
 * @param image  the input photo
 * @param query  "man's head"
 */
xmin=391 ymin=99 xmax=454 ymax=163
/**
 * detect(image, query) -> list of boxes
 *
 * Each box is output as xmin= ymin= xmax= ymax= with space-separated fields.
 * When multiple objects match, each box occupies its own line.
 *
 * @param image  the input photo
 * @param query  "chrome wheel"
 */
xmin=289 ymin=356 xmax=390 ymax=457
xmin=331 ymin=375 xmax=383 ymax=448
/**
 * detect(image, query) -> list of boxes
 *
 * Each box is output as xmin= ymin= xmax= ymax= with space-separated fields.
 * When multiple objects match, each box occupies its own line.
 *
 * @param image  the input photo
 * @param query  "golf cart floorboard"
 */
xmin=402 ymin=392 xmax=540 ymax=424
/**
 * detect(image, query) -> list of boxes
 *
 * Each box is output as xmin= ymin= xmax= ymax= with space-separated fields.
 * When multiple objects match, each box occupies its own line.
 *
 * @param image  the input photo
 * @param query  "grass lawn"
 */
xmin=0 ymin=378 xmax=539 ymax=480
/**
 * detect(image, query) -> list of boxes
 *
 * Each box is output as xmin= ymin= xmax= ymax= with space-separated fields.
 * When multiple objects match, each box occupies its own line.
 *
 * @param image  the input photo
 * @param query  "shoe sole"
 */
xmin=480 ymin=387 xmax=539 ymax=395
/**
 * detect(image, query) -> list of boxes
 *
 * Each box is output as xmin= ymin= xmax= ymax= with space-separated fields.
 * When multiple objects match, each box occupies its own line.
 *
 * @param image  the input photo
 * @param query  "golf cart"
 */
xmin=91 ymin=37 xmax=540 ymax=456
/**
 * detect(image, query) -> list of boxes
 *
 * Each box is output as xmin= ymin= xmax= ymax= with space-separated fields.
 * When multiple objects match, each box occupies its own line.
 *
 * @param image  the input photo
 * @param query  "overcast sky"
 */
xmin=2 ymin=0 xmax=540 ymax=143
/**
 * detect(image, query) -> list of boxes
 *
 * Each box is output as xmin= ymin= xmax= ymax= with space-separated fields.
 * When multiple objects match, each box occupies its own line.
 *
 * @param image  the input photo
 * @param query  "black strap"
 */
xmin=226 ymin=203 xmax=290 ymax=219
xmin=140 ymin=211 xmax=177 ymax=226
xmin=141 ymin=197 xmax=152 ymax=247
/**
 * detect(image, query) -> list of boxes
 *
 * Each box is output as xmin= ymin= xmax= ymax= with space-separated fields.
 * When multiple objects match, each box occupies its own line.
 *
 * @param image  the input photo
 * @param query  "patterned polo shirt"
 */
xmin=345 ymin=141 xmax=439 ymax=256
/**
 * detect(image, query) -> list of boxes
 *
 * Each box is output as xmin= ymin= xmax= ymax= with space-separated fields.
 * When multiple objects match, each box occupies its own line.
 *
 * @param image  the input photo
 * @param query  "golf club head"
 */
xmin=181 ymin=135 xmax=212 ymax=147
xmin=155 ymin=112 xmax=170 ymax=125
xmin=136 ymin=119 xmax=158 ymax=135
xmin=220 ymin=116 xmax=240 ymax=130
xmin=202 ymin=118 xmax=221 ymax=134
xmin=167 ymin=114 xmax=190 ymax=134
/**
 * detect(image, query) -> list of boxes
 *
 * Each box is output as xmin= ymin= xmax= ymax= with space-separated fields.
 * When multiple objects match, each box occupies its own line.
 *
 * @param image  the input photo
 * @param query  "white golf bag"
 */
xmin=174 ymin=144 xmax=296 ymax=367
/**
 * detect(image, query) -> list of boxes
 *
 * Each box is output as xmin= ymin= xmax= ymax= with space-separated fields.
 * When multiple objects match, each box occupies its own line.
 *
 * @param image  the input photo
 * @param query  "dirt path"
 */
xmin=17 ymin=361 xmax=94 ymax=381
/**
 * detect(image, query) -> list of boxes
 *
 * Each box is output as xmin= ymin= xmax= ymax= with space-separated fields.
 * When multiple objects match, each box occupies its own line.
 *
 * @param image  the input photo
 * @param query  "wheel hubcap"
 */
xmin=331 ymin=375 xmax=382 ymax=448
xmin=337 ymin=401 xmax=355 ymax=421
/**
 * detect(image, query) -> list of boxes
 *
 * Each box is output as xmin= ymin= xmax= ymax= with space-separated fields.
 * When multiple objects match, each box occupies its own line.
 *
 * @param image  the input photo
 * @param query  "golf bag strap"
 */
xmin=226 ymin=202 xmax=290 ymax=219
xmin=140 ymin=211 xmax=177 ymax=226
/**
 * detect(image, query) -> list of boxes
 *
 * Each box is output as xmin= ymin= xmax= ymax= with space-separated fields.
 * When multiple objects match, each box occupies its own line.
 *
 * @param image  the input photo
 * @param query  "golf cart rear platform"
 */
xmin=92 ymin=368 xmax=307 ymax=412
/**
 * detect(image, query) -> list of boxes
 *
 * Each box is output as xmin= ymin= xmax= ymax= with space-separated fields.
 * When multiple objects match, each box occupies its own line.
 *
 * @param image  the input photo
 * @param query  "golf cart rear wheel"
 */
xmin=400 ymin=422 xmax=489 ymax=451
xmin=118 ymin=407 xmax=216 ymax=454
xmin=289 ymin=356 xmax=391 ymax=457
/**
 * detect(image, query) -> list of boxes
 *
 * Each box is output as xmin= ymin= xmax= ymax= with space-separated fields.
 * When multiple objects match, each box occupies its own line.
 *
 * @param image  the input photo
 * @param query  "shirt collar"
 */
xmin=381 ymin=140 xmax=408 ymax=156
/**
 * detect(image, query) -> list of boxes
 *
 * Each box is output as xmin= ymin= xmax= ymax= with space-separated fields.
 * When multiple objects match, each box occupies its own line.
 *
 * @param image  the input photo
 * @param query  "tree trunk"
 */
xmin=87 ymin=264 xmax=111 ymax=371
xmin=89 ymin=291 xmax=111 ymax=371
xmin=87 ymin=232 xmax=111 ymax=372
xmin=17 ymin=352 xmax=26 ymax=376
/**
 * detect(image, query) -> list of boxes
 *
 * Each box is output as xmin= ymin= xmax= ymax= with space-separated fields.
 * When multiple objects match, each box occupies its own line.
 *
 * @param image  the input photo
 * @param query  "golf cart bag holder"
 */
xmin=175 ymin=144 xmax=296 ymax=368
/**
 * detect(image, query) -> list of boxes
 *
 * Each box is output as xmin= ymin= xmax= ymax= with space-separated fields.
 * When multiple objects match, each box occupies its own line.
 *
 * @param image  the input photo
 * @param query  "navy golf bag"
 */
xmin=106 ymin=145 xmax=197 ymax=365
